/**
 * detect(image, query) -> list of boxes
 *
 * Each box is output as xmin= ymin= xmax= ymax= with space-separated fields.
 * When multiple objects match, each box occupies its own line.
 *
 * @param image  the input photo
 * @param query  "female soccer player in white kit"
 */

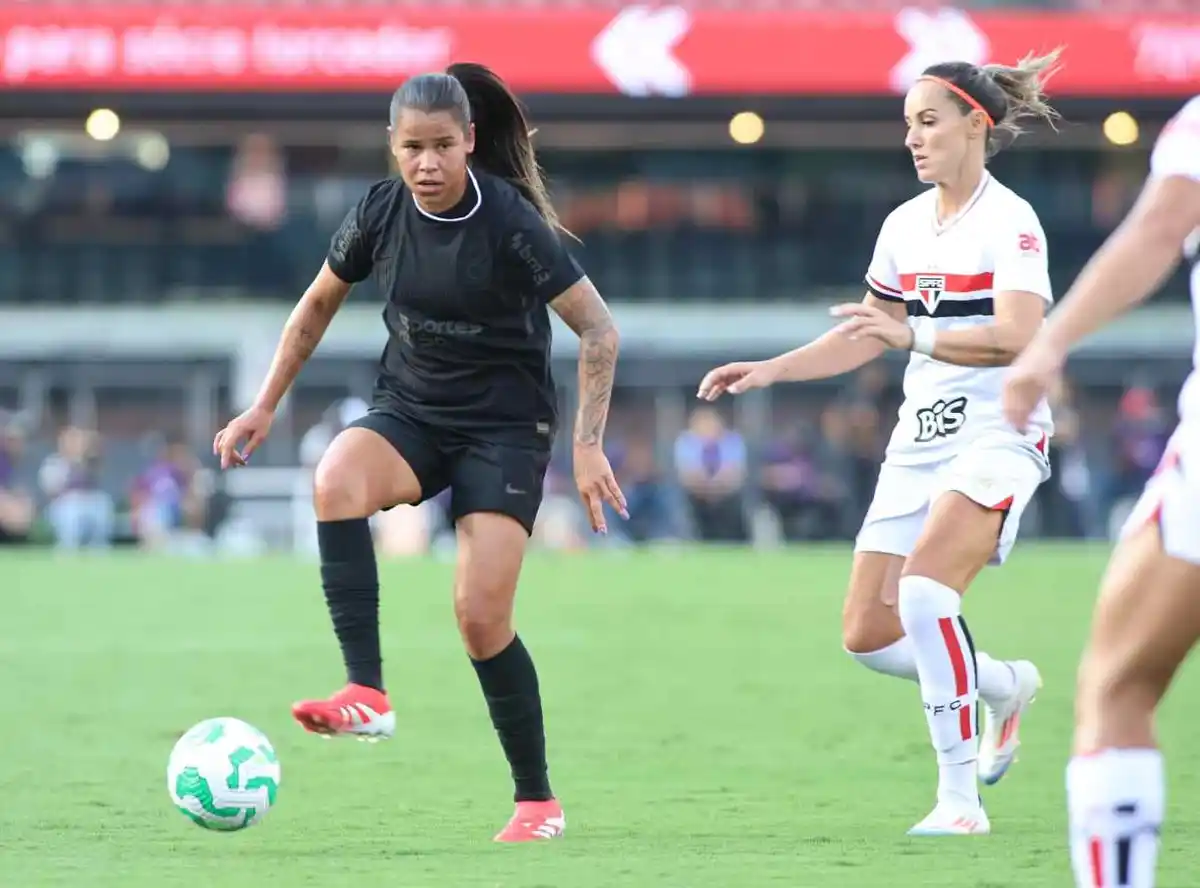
xmin=699 ymin=52 xmax=1063 ymax=836
xmin=1004 ymin=96 xmax=1200 ymax=888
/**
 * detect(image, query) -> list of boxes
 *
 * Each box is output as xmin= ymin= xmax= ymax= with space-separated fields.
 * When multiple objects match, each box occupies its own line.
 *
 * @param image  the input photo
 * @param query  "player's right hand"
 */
xmin=213 ymin=405 xmax=275 ymax=470
xmin=696 ymin=361 xmax=780 ymax=400
xmin=1002 ymin=340 xmax=1063 ymax=433
xmin=572 ymin=442 xmax=628 ymax=534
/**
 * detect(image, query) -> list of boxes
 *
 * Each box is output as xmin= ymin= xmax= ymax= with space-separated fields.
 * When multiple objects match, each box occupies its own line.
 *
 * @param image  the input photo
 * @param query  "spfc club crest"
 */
xmin=915 ymin=274 xmax=945 ymax=313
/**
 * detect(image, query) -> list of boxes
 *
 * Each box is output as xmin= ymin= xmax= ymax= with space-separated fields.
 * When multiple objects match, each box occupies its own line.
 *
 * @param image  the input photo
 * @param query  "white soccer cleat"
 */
xmin=907 ymin=800 xmax=991 ymax=836
xmin=979 ymin=660 xmax=1042 ymax=786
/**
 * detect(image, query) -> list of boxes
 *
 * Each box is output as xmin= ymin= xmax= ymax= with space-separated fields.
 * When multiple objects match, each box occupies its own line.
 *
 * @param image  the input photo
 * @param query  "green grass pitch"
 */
xmin=3 ymin=545 xmax=1198 ymax=887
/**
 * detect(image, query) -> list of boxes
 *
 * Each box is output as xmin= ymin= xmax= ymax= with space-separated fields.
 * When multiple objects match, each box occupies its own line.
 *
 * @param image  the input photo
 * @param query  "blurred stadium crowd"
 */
xmin=0 ymin=364 xmax=1174 ymax=553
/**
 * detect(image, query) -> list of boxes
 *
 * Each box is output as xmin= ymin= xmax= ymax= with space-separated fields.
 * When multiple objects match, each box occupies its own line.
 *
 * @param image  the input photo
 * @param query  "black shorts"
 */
xmin=349 ymin=410 xmax=552 ymax=535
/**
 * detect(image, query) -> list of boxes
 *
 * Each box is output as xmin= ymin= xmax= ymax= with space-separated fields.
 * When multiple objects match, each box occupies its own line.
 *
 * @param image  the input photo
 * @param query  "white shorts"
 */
xmin=855 ymin=432 xmax=1050 ymax=566
xmin=1121 ymin=427 xmax=1200 ymax=564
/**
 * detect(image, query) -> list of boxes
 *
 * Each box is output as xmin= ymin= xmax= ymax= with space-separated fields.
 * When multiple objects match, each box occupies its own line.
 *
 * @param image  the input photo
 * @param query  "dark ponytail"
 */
xmin=443 ymin=63 xmax=561 ymax=231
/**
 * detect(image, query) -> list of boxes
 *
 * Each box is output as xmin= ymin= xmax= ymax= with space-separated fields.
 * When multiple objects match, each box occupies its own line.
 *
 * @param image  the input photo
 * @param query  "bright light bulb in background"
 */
xmin=85 ymin=108 xmax=121 ymax=142
xmin=1103 ymin=111 xmax=1138 ymax=147
xmin=729 ymin=111 xmax=764 ymax=145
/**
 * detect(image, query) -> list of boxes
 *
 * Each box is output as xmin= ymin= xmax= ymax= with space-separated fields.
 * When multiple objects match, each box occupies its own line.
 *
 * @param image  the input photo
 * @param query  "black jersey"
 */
xmin=326 ymin=168 xmax=584 ymax=442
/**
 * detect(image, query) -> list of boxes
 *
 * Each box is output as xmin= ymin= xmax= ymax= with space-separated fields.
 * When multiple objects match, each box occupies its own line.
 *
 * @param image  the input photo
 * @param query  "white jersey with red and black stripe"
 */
xmin=1119 ymin=96 xmax=1200 ymax=566
xmin=864 ymin=171 xmax=1054 ymax=466
xmin=1152 ymin=96 xmax=1200 ymax=436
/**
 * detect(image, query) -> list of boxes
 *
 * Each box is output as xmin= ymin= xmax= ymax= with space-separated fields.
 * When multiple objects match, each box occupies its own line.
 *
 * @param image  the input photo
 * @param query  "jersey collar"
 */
xmin=931 ymin=169 xmax=990 ymax=236
xmin=411 ymin=166 xmax=483 ymax=223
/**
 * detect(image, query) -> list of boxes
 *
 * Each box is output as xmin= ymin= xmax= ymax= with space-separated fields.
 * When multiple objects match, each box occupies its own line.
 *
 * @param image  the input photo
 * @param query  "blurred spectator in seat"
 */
xmin=674 ymin=407 xmax=748 ymax=542
xmin=376 ymin=504 xmax=438 ymax=558
xmin=607 ymin=437 xmax=680 ymax=545
xmin=38 ymin=427 xmax=114 ymax=550
xmin=1036 ymin=376 xmax=1089 ymax=539
xmin=815 ymin=405 xmax=860 ymax=539
xmin=1108 ymin=381 xmax=1169 ymax=509
xmin=838 ymin=365 xmax=889 ymax=528
xmin=842 ymin=363 xmax=889 ymax=415
xmin=130 ymin=437 xmax=211 ymax=551
xmin=298 ymin=397 xmax=371 ymax=467
xmin=761 ymin=417 xmax=845 ymax=542
xmin=227 ymin=133 xmax=289 ymax=293
xmin=0 ymin=412 xmax=34 ymax=545
xmin=227 ymin=134 xmax=286 ymax=232
xmin=843 ymin=399 xmax=884 ymax=529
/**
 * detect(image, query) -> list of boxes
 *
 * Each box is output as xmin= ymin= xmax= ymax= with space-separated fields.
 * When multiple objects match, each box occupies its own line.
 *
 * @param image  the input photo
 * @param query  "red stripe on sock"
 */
xmin=1089 ymin=836 xmax=1104 ymax=887
xmin=937 ymin=616 xmax=972 ymax=741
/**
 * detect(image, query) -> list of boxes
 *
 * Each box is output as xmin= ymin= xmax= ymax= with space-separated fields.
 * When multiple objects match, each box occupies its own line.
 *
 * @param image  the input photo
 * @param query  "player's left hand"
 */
xmin=573 ymin=442 xmax=628 ymax=534
xmin=1002 ymin=339 xmax=1064 ymax=432
xmin=829 ymin=303 xmax=915 ymax=350
xmin=213 ymin=404 xmax=275 ymax=470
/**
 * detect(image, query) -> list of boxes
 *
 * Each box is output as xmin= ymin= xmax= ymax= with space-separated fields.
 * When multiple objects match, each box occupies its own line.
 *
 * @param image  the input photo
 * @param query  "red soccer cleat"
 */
xmin=291 ymin=683 xmax=396 ymax=742
xmin=493 ymin=799 xmax=566 ymax=843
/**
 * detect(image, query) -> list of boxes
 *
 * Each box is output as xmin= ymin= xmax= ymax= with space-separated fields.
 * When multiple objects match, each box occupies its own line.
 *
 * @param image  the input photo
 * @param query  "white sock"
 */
xmin=976 ymin=652 xmax=1017 ymax=706
xmin=1067 ymin=749 xmax=1163 ymax=888
xmin=849 ymin=638 xmax=1016 ymax=708
xmin=897 ymin=575 xmax=979 ymax=806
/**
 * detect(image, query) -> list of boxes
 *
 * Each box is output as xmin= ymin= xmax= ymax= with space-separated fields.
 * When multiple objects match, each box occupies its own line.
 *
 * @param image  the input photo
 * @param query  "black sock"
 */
xmin=471 ymin=635 xmax=552 ymax=802
xmin=317 ymin=518 xmax=383 ymax=692
xmin=957 ymin=616 xmax=981 ymax=739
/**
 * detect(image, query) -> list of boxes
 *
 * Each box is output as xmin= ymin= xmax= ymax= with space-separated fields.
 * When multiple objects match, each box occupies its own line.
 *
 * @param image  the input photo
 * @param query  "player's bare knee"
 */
xmin=454 ymin=590 xmax=514 ymax=659
xmin=842 ymin=552 xmax=905 ymax=654
xmin=840 ymin=612 xmax=870 ymax=653
xmin=453 ymin=534 xmax=518 ymax=658
xmin=842 ymin=604 xmax=902 ymax=654
xmin=313 ymin=457 xmax=372 ymax=521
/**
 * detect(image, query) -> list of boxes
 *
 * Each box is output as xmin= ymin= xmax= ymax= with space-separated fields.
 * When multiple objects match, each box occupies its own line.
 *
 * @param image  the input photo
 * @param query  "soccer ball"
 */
xmin=167 ymin=717 xmax=281 ymax=831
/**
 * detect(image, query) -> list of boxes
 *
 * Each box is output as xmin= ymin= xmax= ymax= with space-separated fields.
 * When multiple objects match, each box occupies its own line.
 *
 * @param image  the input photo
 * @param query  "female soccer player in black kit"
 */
xmin=213 ymin=63 xmax=626 ymax=843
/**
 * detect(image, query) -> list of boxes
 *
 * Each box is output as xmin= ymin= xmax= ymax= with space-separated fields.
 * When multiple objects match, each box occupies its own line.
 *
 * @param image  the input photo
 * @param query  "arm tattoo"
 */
xmin=255 ymin=276 xmax=348 ymax=411
xmin=550 ymin=282 xmax=620 ymax=447
xmin=577 ymin=323 xmax=618 ymax=446
xmin=288 ymin=294 xmax=339 ymax=362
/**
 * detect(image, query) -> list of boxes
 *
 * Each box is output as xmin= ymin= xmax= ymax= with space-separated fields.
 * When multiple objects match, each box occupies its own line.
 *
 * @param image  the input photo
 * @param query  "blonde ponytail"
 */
xmin=982 ymin=48 xmax=1064 ymax=142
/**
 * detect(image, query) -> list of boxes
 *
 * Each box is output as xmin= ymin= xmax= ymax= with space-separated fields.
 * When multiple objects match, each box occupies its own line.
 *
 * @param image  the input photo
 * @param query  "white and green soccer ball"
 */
xmin=167 ymin=717 xmax=281 ymax=831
